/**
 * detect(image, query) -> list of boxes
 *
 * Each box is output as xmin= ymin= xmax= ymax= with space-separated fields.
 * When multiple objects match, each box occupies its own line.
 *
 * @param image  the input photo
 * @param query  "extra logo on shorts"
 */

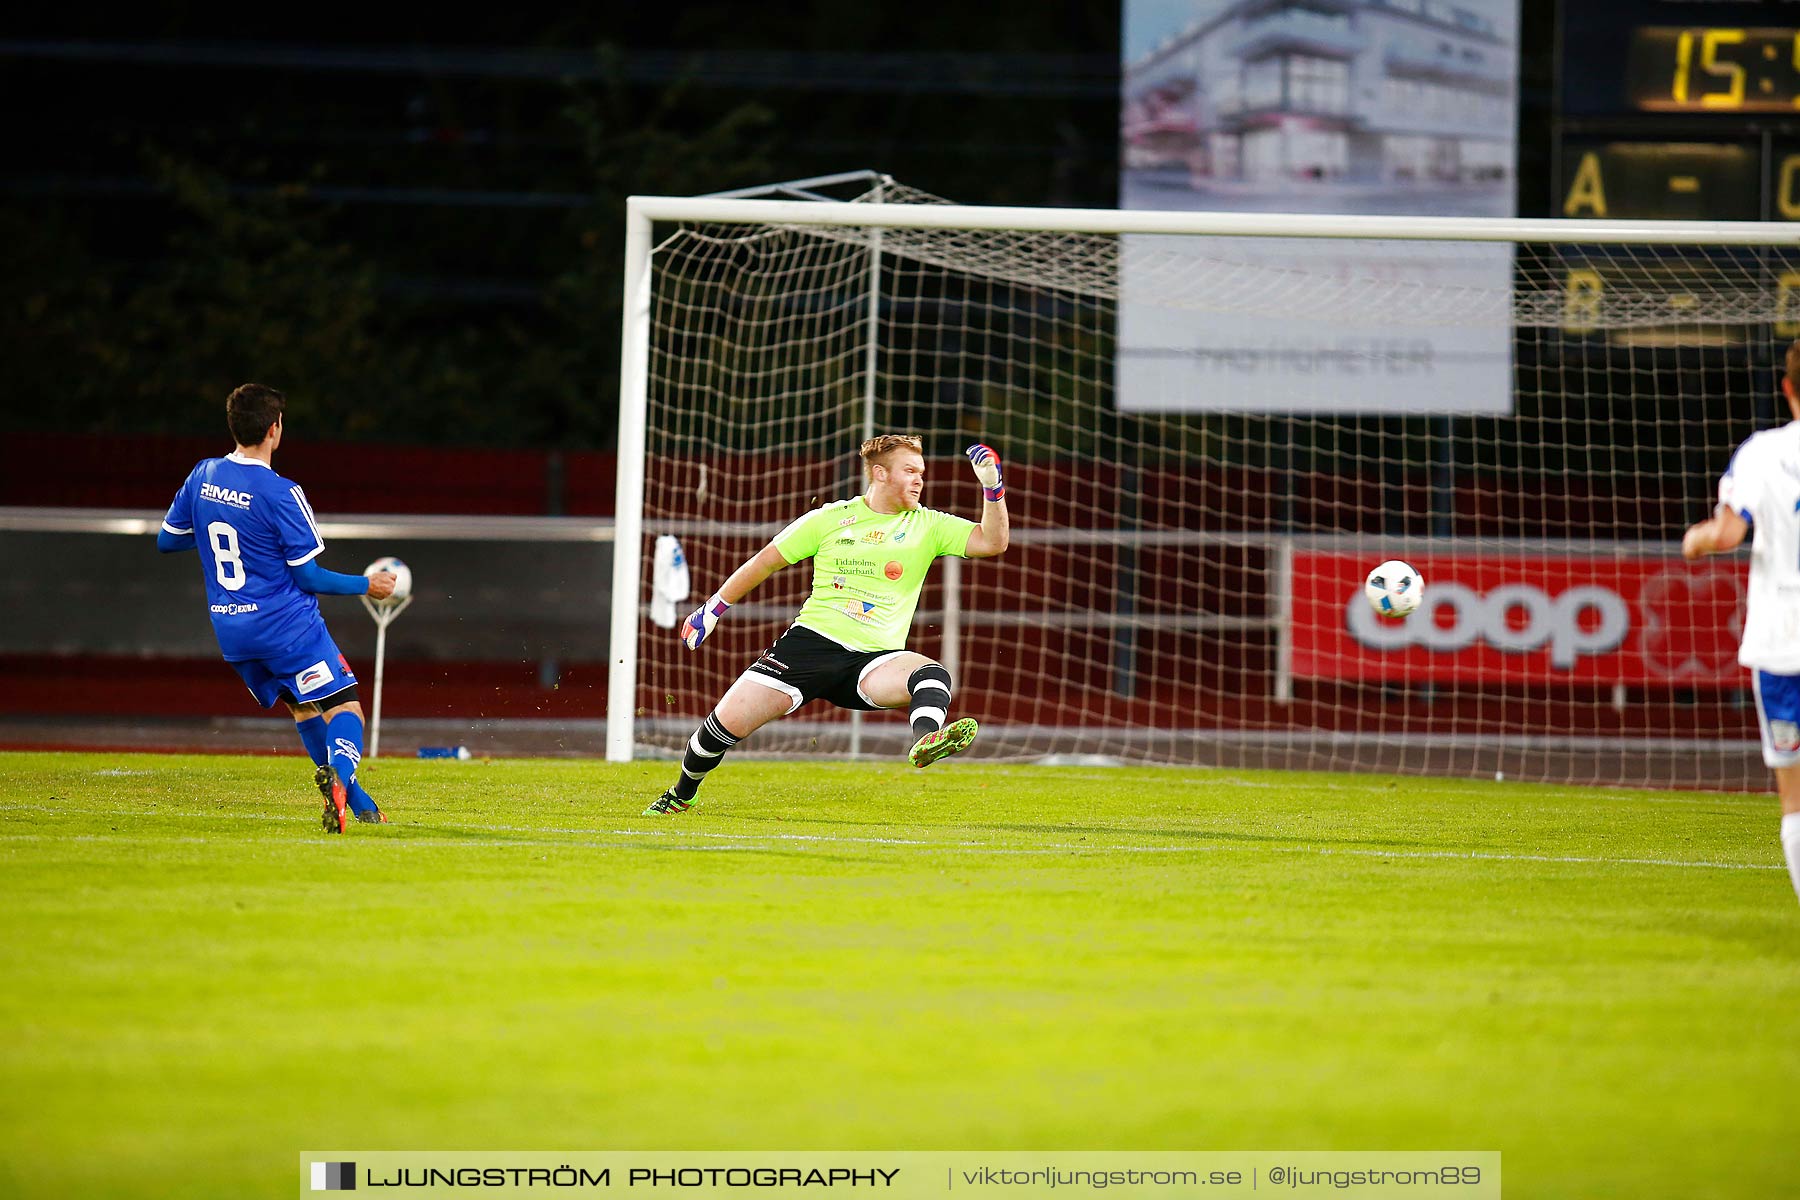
xmin=295 ymin=660 xmax=335 ymax=694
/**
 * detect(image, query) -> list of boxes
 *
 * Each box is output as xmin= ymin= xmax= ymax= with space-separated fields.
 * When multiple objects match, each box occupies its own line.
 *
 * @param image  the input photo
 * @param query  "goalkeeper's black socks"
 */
xmin=673 ymin=712 xmax=741 ymax=802
xmin=907 ymin=663 xmax=954 ymax=737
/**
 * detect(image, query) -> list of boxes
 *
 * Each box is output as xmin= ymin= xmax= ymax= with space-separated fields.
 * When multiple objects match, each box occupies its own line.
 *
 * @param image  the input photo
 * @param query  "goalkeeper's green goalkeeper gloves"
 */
xmin=966 ymin=443 xmax=1004 ymax=501
xmin=682 ymin=593 xmax=730 ymax=650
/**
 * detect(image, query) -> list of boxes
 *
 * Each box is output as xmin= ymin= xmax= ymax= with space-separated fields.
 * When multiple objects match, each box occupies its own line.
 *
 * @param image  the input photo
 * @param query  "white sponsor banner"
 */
xmin=1117 ymin=238 xmax=1513 ymax=414
xmin=1119 ymin=0 xmax=1521 ymax=414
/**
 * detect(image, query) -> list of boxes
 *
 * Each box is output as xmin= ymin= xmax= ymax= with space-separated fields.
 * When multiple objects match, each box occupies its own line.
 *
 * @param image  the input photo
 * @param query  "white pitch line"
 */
xmin=457 ymin=822 xmax=1787 ymax=869
xmin=0 ymin=826 xmax=1781 ymax=872
xmin=1300 ymin=846 xmax=1780 ymax=871
xmin=495 ymin=822 xmax=965 ymax=847
xmin=0 ymin=832 xmax=766 ymax=852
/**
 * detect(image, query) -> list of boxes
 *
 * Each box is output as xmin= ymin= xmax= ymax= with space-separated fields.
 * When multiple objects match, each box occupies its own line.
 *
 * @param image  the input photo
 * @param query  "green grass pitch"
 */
xmin=1 ymin=750 xmax=1796 ymax=1198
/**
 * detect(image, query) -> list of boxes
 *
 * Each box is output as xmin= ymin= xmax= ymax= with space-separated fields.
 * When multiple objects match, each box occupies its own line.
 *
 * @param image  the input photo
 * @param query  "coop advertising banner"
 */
xmin=1292 ymin=551 xmax=1748 ymax=685
xmin=1118 ymin=0 xmax=1521 ymax=413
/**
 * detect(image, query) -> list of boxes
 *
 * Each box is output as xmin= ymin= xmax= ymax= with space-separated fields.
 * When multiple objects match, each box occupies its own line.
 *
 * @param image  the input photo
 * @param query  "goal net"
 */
xmin=611 ymin=176 xmax=1800 ymax=790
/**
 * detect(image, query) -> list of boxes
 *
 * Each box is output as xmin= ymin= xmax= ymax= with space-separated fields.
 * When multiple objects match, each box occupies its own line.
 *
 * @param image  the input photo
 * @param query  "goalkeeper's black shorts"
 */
xmin=741 ymin=624 xmax=910 ymax=714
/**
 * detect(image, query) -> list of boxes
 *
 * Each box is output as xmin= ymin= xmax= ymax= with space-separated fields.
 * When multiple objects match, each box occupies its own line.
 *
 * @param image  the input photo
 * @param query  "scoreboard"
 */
xmin=1555 ymin=1 xmax=1800 ymax=222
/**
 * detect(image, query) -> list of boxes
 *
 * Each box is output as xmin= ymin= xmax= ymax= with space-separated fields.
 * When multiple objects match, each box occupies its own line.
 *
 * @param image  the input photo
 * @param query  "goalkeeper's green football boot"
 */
xmin=315 ymin=764 xmax=348 ymax=834
xmin=908 ymin=717 xmax=979 ymax=768
xmin=643 ymin=790 xmax=692 ymax=816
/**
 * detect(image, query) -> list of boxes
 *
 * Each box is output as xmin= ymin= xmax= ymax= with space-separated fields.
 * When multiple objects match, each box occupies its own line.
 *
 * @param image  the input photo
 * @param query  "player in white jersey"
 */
xmin=642 ymin=435 xmax=1011 ymax=816
xmin=159 ymin=384 xmax=398 ymax=834
xmin=1682 ymin=338 xmax=1800 ymax=904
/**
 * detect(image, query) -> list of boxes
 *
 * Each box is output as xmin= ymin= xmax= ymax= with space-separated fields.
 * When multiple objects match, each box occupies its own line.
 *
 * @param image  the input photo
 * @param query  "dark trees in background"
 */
xmin=0 ymin=3 xmax=1119 ymax=448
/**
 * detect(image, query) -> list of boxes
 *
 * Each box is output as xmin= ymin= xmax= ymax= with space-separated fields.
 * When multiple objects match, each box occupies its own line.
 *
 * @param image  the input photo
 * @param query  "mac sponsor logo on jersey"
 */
xmin=199 ymin=483 xmax=254 ymax=509
xmin=295 ymin=660 xmax=336 ymax=694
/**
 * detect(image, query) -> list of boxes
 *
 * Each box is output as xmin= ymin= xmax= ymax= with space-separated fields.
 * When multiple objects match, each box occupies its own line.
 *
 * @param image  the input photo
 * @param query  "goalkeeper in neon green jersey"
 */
xmin=644 ymin=435 xmax=1011 ymax=816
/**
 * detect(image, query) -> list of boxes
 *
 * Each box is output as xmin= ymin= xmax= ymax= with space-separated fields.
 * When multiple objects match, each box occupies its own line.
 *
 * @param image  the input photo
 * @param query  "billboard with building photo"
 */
xmin=1118 ymin=0 xmax=1521 ymax=414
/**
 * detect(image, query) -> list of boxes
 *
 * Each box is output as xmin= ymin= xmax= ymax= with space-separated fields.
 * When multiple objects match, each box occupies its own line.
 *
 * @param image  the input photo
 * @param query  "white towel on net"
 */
xmin=649 ymin=534 xmax=691 ymax=629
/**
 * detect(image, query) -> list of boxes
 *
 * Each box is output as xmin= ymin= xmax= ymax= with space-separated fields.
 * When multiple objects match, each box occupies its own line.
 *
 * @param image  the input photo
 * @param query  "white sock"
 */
xmin=1782 ymin=812 xmax=1800 ymax=906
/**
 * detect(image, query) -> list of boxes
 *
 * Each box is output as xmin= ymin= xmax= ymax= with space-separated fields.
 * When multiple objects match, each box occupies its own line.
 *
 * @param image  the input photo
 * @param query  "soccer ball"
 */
xmin=363 ymin=555 xmax=412 ymax=605
xmin=1364 ymin=559 xmax=1422 ymax=619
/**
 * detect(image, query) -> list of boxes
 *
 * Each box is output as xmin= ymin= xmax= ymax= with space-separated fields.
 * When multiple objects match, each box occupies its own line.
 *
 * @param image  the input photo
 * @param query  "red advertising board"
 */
xmin=1291 ymin=551 xmax=1748 ymax=685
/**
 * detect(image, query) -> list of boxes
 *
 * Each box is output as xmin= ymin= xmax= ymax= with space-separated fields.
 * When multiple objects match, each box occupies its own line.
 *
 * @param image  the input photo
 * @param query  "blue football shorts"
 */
xmin=228 ymin=625 xmax=358 ymax=710
xmin=1752 ymin=670 xmax=1800 ymax=769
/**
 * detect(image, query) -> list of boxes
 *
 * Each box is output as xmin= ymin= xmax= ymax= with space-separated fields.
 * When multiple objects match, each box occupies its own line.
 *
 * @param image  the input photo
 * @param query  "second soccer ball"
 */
xmin=1364 ymin=559 xmax=1422 ymax=619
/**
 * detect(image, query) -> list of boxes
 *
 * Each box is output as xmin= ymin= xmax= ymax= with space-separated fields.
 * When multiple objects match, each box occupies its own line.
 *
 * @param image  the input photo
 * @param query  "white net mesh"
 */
xmin=631 ymin=177 xmax=1800 ymax=789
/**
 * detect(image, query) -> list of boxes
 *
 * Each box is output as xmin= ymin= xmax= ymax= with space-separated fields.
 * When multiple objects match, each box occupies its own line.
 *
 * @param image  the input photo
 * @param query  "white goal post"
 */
xmin=610 ymin=178 xmax=1799 ymax=789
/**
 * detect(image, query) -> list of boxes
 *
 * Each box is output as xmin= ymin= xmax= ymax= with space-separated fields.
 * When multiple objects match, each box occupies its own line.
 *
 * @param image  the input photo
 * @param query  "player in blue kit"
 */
xmin=158 ymin=383 xmax=398 ymax=834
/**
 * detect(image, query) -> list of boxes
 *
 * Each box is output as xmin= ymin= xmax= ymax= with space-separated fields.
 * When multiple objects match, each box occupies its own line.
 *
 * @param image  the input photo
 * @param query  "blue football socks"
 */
xmin=298 ymin=712 xmax=379 ymax=816
xmin=296 ymin=713 xmax=329 ymax=765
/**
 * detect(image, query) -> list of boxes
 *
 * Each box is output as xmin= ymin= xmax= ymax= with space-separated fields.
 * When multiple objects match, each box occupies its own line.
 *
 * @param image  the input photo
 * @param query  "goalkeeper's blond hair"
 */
xmin=859 ymin=434 xmax=924 ymax=481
